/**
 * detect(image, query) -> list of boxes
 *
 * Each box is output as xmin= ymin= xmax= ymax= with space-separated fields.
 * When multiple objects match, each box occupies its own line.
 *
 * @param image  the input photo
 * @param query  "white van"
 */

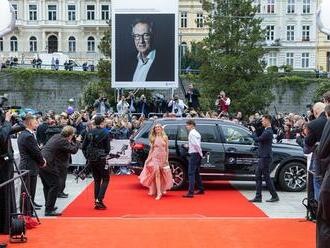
xmin=35 ymin=53 xmax=82 ymax=71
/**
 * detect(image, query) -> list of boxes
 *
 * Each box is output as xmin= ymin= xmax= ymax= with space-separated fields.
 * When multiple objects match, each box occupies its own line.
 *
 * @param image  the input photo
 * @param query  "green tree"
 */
xmin=196 ymin=0 xmax=273 ymax=115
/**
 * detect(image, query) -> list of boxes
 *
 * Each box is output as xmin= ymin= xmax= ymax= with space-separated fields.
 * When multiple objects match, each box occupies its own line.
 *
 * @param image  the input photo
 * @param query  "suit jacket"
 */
xmin=18 ymin=130 xmax=44 ymax=176
xmin=117 ymin=49 xmax=174 ymax=82
xmin=41 ymin=134 xmax=79 ymax=175
xmin=304 ymin=112 xmax=327 ymax=147
xmin=317 ymin=120 xmax=330 ymax=174
xmin=252 ymin=127 xmax=273 ymax=158
xmin=185 ymin=89 xmax=200 ymax=109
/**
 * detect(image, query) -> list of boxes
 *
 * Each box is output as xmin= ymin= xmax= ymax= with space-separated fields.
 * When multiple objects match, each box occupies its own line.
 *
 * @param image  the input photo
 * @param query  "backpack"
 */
xmin=85 ymin=132 xmax=107 ymax=162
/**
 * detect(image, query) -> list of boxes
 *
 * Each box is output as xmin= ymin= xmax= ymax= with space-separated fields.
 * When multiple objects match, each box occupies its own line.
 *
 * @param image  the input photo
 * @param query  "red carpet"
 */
xmin=62 ymin=175 xmax=266 ymax=217
xmin=0 ymin=218 xmax=315 ymax=248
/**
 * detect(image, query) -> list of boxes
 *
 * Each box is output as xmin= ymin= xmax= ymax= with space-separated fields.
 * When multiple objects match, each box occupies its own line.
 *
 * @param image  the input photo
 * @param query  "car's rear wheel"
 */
xmin=278 ymin=162 xmax=307 ymax=192
xmin=170 ymin=160 xmax=187 ymax=190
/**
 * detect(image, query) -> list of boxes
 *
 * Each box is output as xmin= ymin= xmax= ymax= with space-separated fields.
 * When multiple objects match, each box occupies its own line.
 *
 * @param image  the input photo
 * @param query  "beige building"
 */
xmin=316 ymin=0 xmax=330 ymax=72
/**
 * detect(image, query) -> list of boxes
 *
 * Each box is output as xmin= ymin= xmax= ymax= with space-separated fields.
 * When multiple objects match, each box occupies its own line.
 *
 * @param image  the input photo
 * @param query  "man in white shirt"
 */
xmin=183 ymin=119 xmax=204 ymax=198
xmin=116 ymin=95 xmax=129 ymax=115
xmin=168 ymin=95 xmax=186 ymax=117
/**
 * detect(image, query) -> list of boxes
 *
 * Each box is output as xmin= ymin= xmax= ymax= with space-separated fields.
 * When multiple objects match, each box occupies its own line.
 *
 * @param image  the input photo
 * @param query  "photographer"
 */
xmin=82 ymin=116 xmax=110 ymax=210
xmin=185 ymin=84 xmax=200 ymax=110
xmin=40 ymin=126 xmax=81 ymax=216
xmin=168 ymin=95 xmax=186 ymax=117
xmin=215 ymin=91 xmax=231 ymax=116
xmin=116 ymin=95 xmax=129 ymax=116
xmin=137 ymin=95 xmax=149 ymax=117
xmin=0 ymin=110 xmax=25 ymax=234
xmin=94 ymin=96 xmax=110 ymax=115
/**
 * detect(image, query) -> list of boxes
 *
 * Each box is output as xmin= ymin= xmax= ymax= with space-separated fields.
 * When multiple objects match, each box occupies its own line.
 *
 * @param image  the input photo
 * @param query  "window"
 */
xmin=221 ymin=126 xmax=253 ymax=145
xmin=327 ymin=35 xmax=330 ymax=41
xmin=268 ymin=52 xmax=277 ymax=66
xmin=10 ymin=36 xmax=18 ymax=52
xmin=12 ymin=4 xmax=18 ymax=19
xmin=267 ymin=0 xmax=275 ymax=14
xmin=29 ymin=5 xmax=37 ymax=21
xmin=181 ymin=12 xmax=187 ymax=28
xmin=180 ymin=42 xmax=188 ymax=57
xmin=0 ymin=38 xmax=3 ymax=52
xmin=302 ymin=53 xmax=309 ymax=68
xmin=286 ymin=53 xmax=294 ymax=67
xmin=302 ymin=25 xmax=310 ymax=41
xmin=254 ymin=0 xmax=261 ymax=13
xmin=164 ymin=125 xmax=177 ymax=140
xmin=287 ymin=0 xmax=295 ymax=14
xmin=87 ymin=5 xmax=95 ymax=20
xmin=196 ymin=13 xmax=204 ymax=28
xmin=29 ymin=36 xmax=37 ymax=52
xmin=48 ymin=5 xmax=57 ymax=21
xmin=177 ymin=126 xmax=188 ymax=141
xmin=68 ymin=5 xmax=76 ymax=21
xmin=68 ymin=36 xmax=76 ymax=52
xmin=87 ymin=36 xmax=95 ymax=52
xmin=303 ymin=0 xmax=311 ymax=14
xmin=197 ymin=125 xmax=218 ymax=143
xmin=286 ymin=25 xmax=295 ymax=41
xmin=266 ymin=25 xmax=275 ymax=41
xmin=101 ymin=5 xmax=110 ymax=20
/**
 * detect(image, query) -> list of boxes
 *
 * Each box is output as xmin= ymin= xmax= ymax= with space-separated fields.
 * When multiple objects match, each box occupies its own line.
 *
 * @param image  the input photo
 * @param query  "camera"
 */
xmin=0 ymin=95 xmax=22 ymax=124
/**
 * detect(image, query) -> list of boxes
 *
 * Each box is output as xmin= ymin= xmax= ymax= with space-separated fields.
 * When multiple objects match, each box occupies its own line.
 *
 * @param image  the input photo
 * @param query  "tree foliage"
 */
xmin=195 ymin=0 xmax=272 ymax=115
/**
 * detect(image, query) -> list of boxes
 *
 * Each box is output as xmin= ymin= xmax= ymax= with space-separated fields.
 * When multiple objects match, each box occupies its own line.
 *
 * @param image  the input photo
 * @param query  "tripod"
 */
xmin=12 ymin=159 xmax=40 ymax=224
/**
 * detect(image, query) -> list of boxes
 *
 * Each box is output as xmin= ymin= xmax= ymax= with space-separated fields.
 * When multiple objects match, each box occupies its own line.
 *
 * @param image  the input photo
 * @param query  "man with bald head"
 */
xmin=305 ymin=102 xmax=327 ymax=201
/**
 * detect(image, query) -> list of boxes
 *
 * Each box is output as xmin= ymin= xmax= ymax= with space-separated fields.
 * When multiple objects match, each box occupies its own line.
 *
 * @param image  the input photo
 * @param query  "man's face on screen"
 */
xmin=132 ymin=23 xmax=152 ymax=57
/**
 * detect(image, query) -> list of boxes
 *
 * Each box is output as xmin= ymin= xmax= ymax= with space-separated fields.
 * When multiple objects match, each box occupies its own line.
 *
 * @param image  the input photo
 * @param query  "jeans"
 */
xmin=188 ymin=153 xmax=204 ymax=194
xmin=310 ymin=158 xmax=323 ymax=201
xmin=255 ymin=157 xmax=278 ymax=198
xmin=90 ymin=160 xmax=110 ymax=201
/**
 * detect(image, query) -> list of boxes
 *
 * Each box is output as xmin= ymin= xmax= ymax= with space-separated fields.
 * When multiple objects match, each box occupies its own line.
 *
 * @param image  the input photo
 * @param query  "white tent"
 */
xmin=0 ymin=0 xmax=15 ymax=37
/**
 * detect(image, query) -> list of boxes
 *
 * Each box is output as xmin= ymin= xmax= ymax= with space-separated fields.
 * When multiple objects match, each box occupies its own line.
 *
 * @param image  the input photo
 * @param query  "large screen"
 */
xmin=111 ymin=0 xmax=178 ymax=89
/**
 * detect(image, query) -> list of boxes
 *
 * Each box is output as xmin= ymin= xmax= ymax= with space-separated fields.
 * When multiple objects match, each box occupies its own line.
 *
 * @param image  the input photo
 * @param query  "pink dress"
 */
xmin=139 ymin=136 xmax=174 ymax=192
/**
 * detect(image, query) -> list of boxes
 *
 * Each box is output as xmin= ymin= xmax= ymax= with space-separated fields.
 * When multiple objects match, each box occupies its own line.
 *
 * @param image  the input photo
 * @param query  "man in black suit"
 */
xmin=316 ymin=104 xmax=330 ymax=248
xmin=18 ymin=115 xmax=46 ymax=214
xmin=305 ymin=102 xmax=327 ymax=201
xmin=40 ymin=126 xmax=80 ymax=216
xmin=249 ymin=115 xmax=279 ymax=203
xmin=185 ymin=84 xmax=200 ymax=110
xmin=117 ymin=19 xmax=174 ymax=82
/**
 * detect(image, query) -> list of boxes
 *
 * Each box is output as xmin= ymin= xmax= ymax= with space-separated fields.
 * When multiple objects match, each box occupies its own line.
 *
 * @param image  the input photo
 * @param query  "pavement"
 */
xmin=30 ymin=174 xmax=307 ymax=219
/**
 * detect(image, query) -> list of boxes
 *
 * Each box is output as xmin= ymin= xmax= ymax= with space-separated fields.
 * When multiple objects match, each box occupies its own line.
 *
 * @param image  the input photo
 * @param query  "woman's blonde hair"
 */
xmin=149 ymin=123 xmax=168 ymax=145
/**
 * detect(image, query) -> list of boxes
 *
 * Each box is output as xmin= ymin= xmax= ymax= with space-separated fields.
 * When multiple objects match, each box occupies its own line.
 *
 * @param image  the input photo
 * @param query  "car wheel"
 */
xmin=169 ymin=160 xmax=187 ymax=190
xmin=278 ymin=162 xmax=307 ymax=192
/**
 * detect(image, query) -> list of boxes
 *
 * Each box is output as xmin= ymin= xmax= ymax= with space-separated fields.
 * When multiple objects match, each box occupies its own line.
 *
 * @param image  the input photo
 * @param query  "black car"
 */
xmin=130 ymin=118 xmax=307 ymax=192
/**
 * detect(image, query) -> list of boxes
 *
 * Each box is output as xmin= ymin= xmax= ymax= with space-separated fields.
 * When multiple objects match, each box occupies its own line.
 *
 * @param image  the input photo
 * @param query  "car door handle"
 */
xmin=226 ymin=147 xmax=237 ymax=153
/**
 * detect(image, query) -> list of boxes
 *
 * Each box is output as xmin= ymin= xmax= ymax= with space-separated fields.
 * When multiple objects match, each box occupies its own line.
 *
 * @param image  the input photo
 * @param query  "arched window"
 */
xmin=29 ymin=36 xmax=37 ymax=52
xmin=87 ymin=36 xmax=95 ymax=52
xmin=180 ymin=42 xmax=188 ymax=57
xmin=68 ymin=36 xmax=76 ymax=52
xmin=10 ymin=36 xmax=18 ymax=52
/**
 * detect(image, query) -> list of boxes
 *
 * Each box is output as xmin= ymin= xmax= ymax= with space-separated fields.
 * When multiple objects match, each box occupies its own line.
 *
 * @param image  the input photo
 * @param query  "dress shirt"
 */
xmin=188 ymin=128 xmax=203 ymax=157
xmin=133 ymin=49 xmax=156 ymax=82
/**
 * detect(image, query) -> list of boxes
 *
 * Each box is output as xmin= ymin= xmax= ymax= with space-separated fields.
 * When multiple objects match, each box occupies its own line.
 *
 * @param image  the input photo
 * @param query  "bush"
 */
xmin=267 ymin=66 xmax=279 ymax=73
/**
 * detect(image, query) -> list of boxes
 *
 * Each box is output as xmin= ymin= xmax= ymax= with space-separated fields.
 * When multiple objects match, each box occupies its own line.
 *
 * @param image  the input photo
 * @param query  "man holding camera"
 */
xmin=40 ymin=126 xmax=80 ymax=216
xmin=215 ymin=91 xmax=231 ymax=116
xmin=0 ymin=110 xmax=25 ymax=233
xmin=94 ymin=96 xmax=110 ymax=115
xmin=168 ymin=95 xmax=186 ymax=117
xmin=249 ymin=115 xmax=279 ymax=203
xmin=185 ymin=84 xmax=200 ymax=110
xmin=82 ymin=116 xmax=110 ymax=210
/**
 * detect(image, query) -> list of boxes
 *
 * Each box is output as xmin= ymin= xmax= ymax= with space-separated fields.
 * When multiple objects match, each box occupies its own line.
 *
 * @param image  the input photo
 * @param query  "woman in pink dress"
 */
xmin=139 ymin=123 xmax=173 ymax=200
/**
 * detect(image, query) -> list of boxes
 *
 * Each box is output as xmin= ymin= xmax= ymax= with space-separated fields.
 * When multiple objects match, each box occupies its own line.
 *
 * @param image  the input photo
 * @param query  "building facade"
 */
xmin=255 ymin=0 xmax=317 ymax=71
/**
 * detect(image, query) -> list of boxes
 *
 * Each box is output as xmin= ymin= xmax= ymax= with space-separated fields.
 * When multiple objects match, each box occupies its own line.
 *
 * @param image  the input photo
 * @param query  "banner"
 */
xmin=112 ymin=0 xmax=179 ymax=89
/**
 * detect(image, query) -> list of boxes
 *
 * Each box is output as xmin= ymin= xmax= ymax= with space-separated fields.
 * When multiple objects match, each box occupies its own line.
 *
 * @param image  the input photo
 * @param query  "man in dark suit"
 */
xmin=18 ymin=115 xmax=46 ymax=214
xmin=40 ymin=126 xmax=80 ymax=216
xmin=117 ymin=19 xmax=174 ymax=82
xmin=249 ymin=115 xmax=279 ymax=203
xmin=304 ymin=102 xmax=327 ymax=201
xmin=316 ymin=104 xmax=330 ymax=248
xmin=185 ymin=84 xmax=200 ymax=110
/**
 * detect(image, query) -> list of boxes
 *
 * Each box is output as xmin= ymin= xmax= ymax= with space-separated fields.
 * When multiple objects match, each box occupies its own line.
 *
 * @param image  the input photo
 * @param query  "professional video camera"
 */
xmin=0 ymin=95 xmax=22 ymax=124
xmin=248 ymin=118 xmax=264 ymax=137
xmin=74 ymin=144 xmax=129 ymax=182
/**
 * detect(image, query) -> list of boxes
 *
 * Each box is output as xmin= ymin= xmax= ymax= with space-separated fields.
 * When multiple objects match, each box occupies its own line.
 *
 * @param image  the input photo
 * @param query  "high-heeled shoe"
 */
xmin=155 ymin=194 xmax=162 ymax=200
xmin=148 ymin=192 xmax=155 ymax=196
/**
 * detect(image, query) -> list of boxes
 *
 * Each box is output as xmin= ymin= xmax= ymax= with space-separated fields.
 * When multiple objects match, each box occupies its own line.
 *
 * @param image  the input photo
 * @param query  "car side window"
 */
xmin=164 ymin=125 xmax=178 ymax=140
xmin=221 ymin=125 xmax=253 ymax=145
xmin=197 ymin=125 xmax=218 ymax=143
xmin=178 ymin=126 xmax=188 ymax=141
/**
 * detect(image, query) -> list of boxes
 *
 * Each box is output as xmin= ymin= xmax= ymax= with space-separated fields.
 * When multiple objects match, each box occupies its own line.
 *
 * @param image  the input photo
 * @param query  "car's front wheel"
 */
xmin=278 ymin=162 xmax=307 ymax=192
xmin=169 ymin=160 xmax=187 ymax=190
